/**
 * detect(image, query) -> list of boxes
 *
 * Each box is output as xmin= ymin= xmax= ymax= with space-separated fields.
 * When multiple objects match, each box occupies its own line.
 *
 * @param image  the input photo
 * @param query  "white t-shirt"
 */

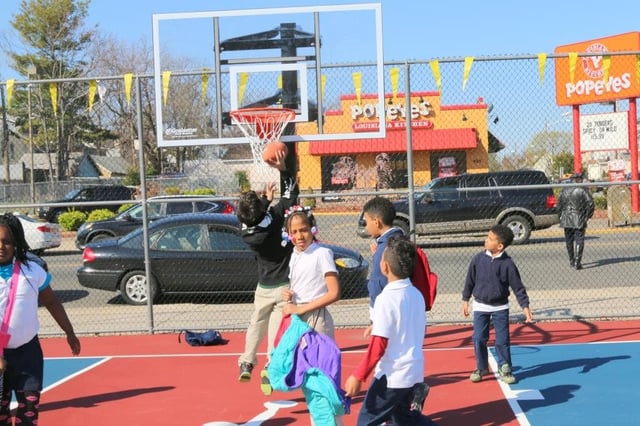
xmin=0 ymin=260 xmax=50 ymax=348
xmin=288 ymin=242 xmax=337 ymax=304
xmin=371 ymin=278 xmax=426 ymax=389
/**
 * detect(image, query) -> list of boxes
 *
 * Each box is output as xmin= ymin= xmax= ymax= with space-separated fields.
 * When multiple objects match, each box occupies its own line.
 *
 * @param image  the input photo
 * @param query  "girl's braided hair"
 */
xmin=0 ymin=213 xmax=31 ymax=264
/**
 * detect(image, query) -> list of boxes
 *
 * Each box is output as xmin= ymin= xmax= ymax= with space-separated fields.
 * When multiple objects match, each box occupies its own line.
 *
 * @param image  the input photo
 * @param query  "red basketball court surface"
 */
xmin=38 ymin=319 xmax=640 ymax=425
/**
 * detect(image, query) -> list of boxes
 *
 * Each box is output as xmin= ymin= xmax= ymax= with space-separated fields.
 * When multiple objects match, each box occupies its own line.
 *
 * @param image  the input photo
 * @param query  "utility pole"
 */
xmin=1 ymin=85 xmax=10 ymax=184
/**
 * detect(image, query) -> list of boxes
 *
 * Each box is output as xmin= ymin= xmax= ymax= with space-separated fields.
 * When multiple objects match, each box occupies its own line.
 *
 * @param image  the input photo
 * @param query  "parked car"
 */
xmin=16 ymin=214 xmax=61 ymax=255
xmin=357 ymin=170 xmax=559 ymax=244
xmin=38 ymin=185 xmax=135 ymax=223
xmin=77 ymin=213 xmax=369 ymax=305
xmin=74 ymin=195 xmax=235 ymax=249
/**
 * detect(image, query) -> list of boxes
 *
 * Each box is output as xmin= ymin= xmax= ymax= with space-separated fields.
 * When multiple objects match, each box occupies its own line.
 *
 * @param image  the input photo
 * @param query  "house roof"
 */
xmin=85 ymin=155 xmax=130 ymax=175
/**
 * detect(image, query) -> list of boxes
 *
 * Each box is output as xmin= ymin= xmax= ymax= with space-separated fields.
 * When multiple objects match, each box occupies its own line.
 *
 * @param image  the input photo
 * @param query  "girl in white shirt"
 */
xmin=0 ymin=213 xmax=80 ymax=425
xmin=281 ymin=207 xmax=340 ymax=339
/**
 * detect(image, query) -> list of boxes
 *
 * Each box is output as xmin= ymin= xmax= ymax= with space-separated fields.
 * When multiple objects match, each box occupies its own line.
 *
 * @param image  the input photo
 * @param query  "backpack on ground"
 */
xmin=412 ymin=247 xmax=438 ymax=311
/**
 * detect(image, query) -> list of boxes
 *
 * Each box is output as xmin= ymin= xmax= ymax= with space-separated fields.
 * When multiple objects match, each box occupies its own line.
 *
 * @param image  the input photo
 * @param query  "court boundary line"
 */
xmin=42 ymin=357 xmax=111 ymax=393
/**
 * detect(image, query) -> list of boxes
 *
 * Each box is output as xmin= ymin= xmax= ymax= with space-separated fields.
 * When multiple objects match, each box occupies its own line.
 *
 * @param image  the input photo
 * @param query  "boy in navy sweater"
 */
xmin=361 ymin=197 xmax=404 ymax=337
xmin=462 ymin=224 xmax=533 ymax=384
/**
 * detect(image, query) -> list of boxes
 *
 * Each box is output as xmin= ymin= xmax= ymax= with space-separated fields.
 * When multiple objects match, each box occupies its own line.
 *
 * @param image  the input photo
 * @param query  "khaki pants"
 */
xmin=299 ymin=307 xmax=335 ymax=340
xmin=239 ymin=284 xmax=287 ymax=367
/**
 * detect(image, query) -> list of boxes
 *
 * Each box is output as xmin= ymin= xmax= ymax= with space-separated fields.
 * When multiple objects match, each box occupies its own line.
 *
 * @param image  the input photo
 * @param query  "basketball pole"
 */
xmin=280 ymin=23 xmax=300 ymax=194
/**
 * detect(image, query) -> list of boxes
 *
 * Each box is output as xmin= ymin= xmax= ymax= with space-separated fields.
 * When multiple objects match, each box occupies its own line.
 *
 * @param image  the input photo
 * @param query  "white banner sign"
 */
xmin=579 ymin=111 xmax=628 ymax=152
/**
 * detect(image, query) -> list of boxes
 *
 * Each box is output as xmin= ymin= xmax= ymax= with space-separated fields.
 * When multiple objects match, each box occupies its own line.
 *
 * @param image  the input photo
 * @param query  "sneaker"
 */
xmin=238 ymin=362 xmax=253 ymax=382
xmin=499 ymin=364 xmax=517 ymax=384
xmin=410 ymin=382 xmax=430 ymax=412
xmin=260 ymin=369 xmax=272 ymax=396
xmin=469 ymin=369 xmax=489 ymax=383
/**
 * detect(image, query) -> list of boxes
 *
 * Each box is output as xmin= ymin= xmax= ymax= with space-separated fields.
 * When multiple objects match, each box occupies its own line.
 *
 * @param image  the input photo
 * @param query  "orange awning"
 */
xmin=309 ymin=128 xmax=478 ymax=155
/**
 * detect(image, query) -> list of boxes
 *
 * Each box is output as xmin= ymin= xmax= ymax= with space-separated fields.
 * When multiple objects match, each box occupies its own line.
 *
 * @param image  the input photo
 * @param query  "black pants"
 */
xmin=564 ymin=227 xmax=585 ymax=250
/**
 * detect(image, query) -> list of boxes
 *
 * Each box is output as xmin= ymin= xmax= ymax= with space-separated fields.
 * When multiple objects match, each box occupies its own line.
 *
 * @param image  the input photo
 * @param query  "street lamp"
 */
xmin=26 ymin=64 xmax=36 ymax=211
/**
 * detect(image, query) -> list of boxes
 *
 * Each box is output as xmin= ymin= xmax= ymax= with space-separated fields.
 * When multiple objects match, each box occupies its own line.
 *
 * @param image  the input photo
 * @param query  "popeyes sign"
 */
xmin=554 ymin=32 xmax=640 ymax=106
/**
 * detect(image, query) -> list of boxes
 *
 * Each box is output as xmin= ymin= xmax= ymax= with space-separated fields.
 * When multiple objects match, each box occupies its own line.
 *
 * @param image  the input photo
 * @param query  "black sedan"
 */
xmin=77 ymin=213 xmax=369 ymax=305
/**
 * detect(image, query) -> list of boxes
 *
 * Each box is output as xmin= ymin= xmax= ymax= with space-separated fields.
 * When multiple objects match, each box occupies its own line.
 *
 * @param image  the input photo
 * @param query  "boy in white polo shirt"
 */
xmin=344 ymin=236 xmax=429 ymax=426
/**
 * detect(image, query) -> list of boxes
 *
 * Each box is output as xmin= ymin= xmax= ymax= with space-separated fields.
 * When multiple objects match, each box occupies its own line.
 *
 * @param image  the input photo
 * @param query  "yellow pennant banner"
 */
xmin=238 ymin=72 xmax=249 ymax=106
xmin=602 ymin=55 xmax=611 ymax=83
xmin=462 ymin=57 xmax=474 ymax=91
xmin=352 ymin=72 xmax=362 ymax=105
xmin=389 ymin=68 xmax=399 ymax=102
xmin=537 ymin=53 xmax=547 ymax=85
xmin=162 ymin=71 xmax=171 ymax=106
xmin=568 ymin=52 xmax=578 ymax=84
xmin=277 ymin=74 xmax=282 ymax=90
xmin=124 ymin=73 xmax=133 ymax=105
xmin=201 ymin=68 xmax=210 ymax=105
xmin=6 ymin=79 xmax=14 ymax=108
xmin=321 ymin=74 xmax=326 ymax=99
xmin=88 ymin=79 xmax=97 ymax=111
xmin=429 ymin=60 xmax=442 ymax=93
xmin=49 ymin=83 xmax=58 ymax=116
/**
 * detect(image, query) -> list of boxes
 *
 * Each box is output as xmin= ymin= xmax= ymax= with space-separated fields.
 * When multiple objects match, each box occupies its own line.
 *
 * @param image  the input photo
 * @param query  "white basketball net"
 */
xmin=230 ymin=108 xmax=296 ymax=165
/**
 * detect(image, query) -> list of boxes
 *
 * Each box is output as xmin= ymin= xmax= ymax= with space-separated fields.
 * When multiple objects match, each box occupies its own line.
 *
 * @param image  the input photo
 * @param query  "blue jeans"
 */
xmin=473 ymin=308 xmax=511 ymax=370
xmin=357 ymin=375 xmax=425 ymax=426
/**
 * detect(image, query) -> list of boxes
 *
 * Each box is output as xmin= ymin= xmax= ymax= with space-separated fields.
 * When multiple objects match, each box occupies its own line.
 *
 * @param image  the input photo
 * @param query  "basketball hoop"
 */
xmin=230 ymin=107 xmax=296 ymax=165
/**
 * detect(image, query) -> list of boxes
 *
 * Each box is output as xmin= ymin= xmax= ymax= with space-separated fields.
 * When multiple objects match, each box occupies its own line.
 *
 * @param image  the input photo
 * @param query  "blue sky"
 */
xmin=2 ymin=0 xmax=640 ymax=79
xmin=1 ymin=0 xmax=639 ymax=155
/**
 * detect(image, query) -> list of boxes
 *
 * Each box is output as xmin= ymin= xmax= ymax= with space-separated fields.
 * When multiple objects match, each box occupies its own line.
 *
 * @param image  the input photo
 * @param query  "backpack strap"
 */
xmin=1 ymin=261 xmax=21 ymax=350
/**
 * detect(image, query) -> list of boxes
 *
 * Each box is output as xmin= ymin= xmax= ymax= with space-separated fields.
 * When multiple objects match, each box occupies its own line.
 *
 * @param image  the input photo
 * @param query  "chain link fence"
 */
xmin=1 ymin=53 xmax=639 ymax=336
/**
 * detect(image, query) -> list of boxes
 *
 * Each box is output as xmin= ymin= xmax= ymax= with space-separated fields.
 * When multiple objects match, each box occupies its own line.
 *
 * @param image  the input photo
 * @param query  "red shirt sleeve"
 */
xmin=353 ymin=335 xmax=388 ymax=381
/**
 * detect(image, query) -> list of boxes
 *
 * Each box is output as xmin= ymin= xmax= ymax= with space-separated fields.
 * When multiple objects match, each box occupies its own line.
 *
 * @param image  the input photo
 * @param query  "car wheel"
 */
xmin=52 ymin=210 xmax=64 ymax=223
xmin=502 ymin=215 xmax=531 ymax=245
xmin=392 ymin=218 xmax=410 ymax=236
xmin=119 ymin=270 xmax=160 ymax=305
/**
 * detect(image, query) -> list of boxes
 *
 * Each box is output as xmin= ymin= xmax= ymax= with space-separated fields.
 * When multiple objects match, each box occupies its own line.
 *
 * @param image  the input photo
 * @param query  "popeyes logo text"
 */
xmin=350 ymin=101 xmax=432 ymax=121
xmin=565 ymin=73 xmax=632 ymax=99
xmin=565 ymin=42 xmax=632 ymax=99
xmin=556 ymin=34 xmax=640 ymax=105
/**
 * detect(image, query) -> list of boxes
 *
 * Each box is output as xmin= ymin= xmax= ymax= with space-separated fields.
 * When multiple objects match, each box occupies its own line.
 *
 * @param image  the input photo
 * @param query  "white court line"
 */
xmin=10 ymin=357 xmax=112 ymax=411
xmin=42 ymin=357 xmax=112 ymax=393
xmin=488 ymin=352 xmax=543 ymax=426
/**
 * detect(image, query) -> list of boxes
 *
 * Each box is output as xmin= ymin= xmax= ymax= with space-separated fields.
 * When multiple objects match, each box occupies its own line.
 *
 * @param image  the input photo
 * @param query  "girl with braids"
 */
xmin=0 ymin=213 xmax=80 ymax=425
xmin=281 ymin=207 xmax=340 ymax=339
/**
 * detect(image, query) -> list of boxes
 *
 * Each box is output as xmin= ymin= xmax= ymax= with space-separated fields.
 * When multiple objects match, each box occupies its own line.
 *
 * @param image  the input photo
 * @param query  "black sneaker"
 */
xmin=238 ymin=362 xmax=253 ymax=382
xmin=410 ymin=382 xmax=430 ymax=412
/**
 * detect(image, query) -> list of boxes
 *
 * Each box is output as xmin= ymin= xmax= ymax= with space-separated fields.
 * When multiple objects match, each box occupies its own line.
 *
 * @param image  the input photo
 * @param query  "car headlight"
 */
xmin=335 ymin=257 xmax=359 ymax=269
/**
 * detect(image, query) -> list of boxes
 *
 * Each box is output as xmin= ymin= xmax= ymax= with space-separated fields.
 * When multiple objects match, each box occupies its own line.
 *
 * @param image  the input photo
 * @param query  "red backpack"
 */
xmin=412 ymin=247 xmax=438 ymax=311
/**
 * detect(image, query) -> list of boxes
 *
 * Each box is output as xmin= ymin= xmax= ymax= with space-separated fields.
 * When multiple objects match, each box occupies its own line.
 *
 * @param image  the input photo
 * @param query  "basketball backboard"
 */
xmin=152 ymin=3 xmax=385 ymax=147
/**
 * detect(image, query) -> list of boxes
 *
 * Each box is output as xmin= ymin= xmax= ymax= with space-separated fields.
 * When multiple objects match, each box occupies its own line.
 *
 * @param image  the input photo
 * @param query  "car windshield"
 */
xmin=117 ymin=202 xmax=163 ymax=220
xmin=64 ymin=189 xmax=82 ymax=200
xmin=414 ymin=179 xmax=441 ymax=200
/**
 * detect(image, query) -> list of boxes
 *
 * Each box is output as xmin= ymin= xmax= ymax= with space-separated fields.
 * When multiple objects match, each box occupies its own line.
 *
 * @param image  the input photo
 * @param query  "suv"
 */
xmin=357 ymin=170 xmax=559 ymax=244
xmin=38 ymin=185 xmax=135 ymax=223
xmin=74 ymin=195 xmax=235 ymax=249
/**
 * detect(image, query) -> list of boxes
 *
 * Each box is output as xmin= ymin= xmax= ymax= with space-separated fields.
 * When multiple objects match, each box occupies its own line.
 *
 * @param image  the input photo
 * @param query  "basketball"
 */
xmin=262 ymin=141 xmax=288 ymax=163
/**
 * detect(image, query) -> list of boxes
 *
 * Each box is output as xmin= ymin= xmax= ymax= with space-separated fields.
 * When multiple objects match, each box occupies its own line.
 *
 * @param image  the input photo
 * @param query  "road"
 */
xmin=44 ymin=214 xmax=639 ymax=301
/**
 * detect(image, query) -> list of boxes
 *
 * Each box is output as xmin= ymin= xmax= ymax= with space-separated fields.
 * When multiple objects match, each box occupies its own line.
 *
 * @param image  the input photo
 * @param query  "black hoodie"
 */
xmin=240 ymin=170 xmax=298 ymax=287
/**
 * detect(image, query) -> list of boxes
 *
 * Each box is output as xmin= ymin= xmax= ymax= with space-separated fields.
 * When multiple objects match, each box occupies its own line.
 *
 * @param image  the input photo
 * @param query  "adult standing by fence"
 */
xmin=557 ymin=172 xmax=595 ymax=270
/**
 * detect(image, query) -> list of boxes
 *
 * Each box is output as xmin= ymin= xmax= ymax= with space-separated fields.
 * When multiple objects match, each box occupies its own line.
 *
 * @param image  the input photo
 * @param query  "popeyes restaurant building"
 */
xmin=294 ymin=91 xmax=502 ymax=191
